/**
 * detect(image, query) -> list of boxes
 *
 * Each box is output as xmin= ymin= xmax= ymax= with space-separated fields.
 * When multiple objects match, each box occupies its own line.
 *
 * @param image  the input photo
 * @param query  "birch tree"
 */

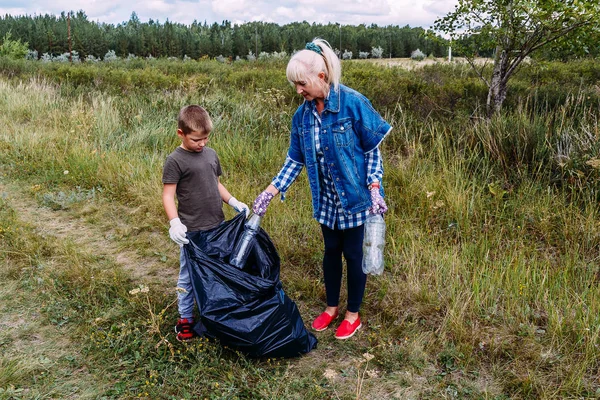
xmin=434 ymin=0 xmax=600 ymax=116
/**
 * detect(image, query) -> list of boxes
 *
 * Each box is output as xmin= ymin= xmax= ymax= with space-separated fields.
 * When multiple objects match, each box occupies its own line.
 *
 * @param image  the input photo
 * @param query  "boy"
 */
xmin=162 ymin=105 xmax=249 ymax=341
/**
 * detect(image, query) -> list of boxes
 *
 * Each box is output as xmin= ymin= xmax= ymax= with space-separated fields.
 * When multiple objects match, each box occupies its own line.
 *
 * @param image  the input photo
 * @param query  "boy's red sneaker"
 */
xmin=311 ymin=311 xmax=338 ymax=331
xmin=334 ymin=317 xmax=362 ymax=340
xmin=175 ymin=318 xmax=195 ymax=342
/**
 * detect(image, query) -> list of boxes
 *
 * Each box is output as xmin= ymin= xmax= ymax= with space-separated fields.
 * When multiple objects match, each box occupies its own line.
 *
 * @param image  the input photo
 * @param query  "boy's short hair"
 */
xmin=178 ymin=105 xmax=213 ymax=135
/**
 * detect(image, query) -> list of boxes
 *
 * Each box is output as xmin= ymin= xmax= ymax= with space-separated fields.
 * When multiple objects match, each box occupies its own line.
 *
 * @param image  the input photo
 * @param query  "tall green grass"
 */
xmin=0 ymin=59 xmax=599 ymax=398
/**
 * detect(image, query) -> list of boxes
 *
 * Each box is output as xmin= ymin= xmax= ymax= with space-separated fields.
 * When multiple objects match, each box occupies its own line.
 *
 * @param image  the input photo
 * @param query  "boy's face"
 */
xmin=178 ymin=129 xmax=210 ymax=153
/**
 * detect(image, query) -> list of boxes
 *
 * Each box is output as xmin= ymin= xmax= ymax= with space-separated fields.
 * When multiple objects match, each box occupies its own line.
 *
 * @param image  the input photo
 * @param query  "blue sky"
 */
xmin=0 ymin=0 xmax=457 ymax=28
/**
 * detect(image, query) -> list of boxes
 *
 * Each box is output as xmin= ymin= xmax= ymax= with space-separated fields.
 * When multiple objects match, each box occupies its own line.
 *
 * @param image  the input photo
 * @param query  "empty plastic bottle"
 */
xmin=362 ymin=214 xmax=386 ymax=275
xmin=230 ymin=213 xmax=262 ymax=269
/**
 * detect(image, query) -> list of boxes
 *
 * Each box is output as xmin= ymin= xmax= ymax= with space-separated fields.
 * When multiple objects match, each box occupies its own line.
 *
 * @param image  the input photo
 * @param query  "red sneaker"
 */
xmin=175 ymin=318 xmax=195 ymax=342
xmin=335 ymin=317 xmax=362 ymax=339
xmin=311 ymin=311 xmax=338 ymax=331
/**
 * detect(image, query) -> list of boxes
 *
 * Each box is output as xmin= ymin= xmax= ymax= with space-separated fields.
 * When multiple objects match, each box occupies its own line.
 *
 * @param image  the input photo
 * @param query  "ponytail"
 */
xmin=286 ymin=37 xmax=342 ymax=94
xmin=311 ymin=38 xmax=341 ymax=90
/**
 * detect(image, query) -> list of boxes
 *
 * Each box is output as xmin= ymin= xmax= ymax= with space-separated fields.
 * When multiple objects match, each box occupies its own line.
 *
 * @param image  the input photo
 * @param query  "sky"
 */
xmin=0 ymin=0 xmax=458 ymax=29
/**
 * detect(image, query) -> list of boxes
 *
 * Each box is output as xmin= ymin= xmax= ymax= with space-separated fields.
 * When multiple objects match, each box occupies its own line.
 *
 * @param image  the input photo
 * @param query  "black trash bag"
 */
xmin=183 ymin=212 xmax=317 ymax=358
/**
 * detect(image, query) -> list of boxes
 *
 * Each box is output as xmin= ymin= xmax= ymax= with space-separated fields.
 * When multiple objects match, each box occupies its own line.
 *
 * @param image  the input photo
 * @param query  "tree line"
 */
xmin=0 ymin=11 xmax=448 ymax=60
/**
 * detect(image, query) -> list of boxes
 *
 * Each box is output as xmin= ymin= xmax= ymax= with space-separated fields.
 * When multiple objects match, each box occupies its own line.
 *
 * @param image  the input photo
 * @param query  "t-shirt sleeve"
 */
xmin=162 ymin=156 xmax=181 ymax=184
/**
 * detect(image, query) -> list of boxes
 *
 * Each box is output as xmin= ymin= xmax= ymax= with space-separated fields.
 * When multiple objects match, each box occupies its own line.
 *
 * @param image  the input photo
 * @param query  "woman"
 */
xmin=252 ymin=38 xmax=391 ymax=340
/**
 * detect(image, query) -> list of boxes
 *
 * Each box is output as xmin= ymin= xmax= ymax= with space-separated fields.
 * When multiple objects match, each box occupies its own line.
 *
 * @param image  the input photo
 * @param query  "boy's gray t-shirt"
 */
xmin=162 ymin=146 xmax=225 ymax=231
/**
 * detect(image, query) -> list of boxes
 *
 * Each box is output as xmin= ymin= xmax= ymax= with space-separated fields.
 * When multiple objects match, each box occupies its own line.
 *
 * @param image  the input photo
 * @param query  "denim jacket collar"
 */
xmin=323 ymin=84 xmax=340 ymax=114
xmin=306 ymin=85 xmax=339 ymax=115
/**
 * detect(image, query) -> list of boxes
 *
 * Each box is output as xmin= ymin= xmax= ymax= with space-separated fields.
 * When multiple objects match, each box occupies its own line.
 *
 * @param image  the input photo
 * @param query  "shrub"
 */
xmin=53 ymin=51 xmax=80 ymax=63
xmin=411 ymin=49 xmax=426 ymax=61
xmin=359 ymin=51 xmax=369 ymax=59
xmin=371 ymin=46 xmax=384 ymax=58
xmin=26 ymin=50 xmax=38 ymax=60
xmin=0 ymin=32 xmax=29 ymax=59
xmin=54 ymin=53 xmax=70 ymax=63
xmin=271 ymin=51 xmax=287 ymax=60
xmin=342 ymin=50 xmax=352 ymax=60
xmin=40 ymin=53 xmax=52 ymax=63
xmin=103 ymin=50 xmax=118 ymax=62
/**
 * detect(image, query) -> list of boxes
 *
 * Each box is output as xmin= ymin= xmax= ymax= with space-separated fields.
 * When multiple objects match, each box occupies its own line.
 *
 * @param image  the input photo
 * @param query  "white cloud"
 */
xmin=0 ymin=7 xmax=27 ymax=16
xmin=146 ymin=0 xmax=173 ymax=13
xmin=211 ymin=0 xmax=249 ymax=15
xmin=274 ymin=6 xmax=295 ymax=21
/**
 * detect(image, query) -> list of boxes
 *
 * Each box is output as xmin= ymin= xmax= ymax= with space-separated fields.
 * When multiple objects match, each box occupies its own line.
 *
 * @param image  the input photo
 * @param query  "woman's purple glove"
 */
xmin=252 ymin=191 xmax=275 ymax=216
xmin=369 ymin=186 xmax=388 ymax=214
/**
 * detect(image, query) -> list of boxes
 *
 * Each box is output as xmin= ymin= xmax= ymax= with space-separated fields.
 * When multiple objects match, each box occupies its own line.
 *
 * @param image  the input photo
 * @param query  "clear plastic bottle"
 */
xmin=362 ymin=214 xmax=386 ymax=275
xmin=230 ymin=214 xmax=262 ymax=269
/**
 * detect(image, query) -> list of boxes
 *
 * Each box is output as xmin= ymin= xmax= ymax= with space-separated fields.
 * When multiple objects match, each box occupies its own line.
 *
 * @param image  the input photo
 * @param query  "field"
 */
xmin=361 ymin=57 xmax=489 ymax=70
xmin=0 ymin=57 xmax=599 ymax=399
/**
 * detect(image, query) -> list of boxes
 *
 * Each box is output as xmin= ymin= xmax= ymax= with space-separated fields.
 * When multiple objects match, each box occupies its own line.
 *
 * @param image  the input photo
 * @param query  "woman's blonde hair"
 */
xmin=286 ymin=38 xmax=341 ymax=96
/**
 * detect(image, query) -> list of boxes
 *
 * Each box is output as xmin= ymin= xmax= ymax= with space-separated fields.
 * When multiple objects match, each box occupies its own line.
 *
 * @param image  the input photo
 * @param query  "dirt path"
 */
xmin=0 ymin=180 xmax=180 ymax=398
xmin=0 ymin=181 xmax=173 ymax=285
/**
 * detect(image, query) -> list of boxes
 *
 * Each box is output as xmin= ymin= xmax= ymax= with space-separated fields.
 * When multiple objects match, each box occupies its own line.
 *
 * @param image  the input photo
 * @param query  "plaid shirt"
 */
xmin=272 ymin=105 xmax=383 ymax=230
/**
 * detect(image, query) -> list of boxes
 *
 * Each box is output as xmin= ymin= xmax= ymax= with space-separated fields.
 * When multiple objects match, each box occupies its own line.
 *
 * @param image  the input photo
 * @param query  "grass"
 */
xmin=0 ymin=59 xmax=599 ymax=399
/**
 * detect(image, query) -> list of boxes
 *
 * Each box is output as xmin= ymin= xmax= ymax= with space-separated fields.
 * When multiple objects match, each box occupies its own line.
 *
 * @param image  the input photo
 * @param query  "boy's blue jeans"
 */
xmin=177 ymin=249 xmax=195 ymax=319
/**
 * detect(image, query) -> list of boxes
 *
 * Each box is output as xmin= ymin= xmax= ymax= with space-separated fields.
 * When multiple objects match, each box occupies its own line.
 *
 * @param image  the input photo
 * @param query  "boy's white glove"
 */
xmin=228 ymin=197 xmax=250 ymax=216
xmin=169 ymin=218 xmax=189 ymax=245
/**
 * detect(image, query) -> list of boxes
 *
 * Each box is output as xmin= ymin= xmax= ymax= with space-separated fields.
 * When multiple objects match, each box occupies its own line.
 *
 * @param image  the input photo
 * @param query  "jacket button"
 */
xmin=336 ymin=178 xmax=339 ymax=181
xmin=323 ymin=130 xmax=327 ymax=133
xmin=340 ymin=126 xmax=344 ymax=130
xmin=341 ymin=192 xmax=345 ymax=196
xmin=325 ymin=147 xmax=329 ymax=150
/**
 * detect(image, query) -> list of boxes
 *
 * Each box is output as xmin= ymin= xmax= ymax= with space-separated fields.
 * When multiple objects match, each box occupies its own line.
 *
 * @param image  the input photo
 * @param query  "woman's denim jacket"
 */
xmin=286 ymin=84 xmax=392 ymax=217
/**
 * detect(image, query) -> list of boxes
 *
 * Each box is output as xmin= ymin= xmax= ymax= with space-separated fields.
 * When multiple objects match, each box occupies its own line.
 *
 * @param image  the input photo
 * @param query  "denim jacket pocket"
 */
xmin=331 ymin=119 xmax=354 ymax=148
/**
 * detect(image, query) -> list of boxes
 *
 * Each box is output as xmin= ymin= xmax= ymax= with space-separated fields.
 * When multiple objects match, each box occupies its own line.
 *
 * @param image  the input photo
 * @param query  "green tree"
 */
xmin=434 ymin=0 xmax=600 ymax=116
xmin=0 ymin=32 xmax=28 ymax=58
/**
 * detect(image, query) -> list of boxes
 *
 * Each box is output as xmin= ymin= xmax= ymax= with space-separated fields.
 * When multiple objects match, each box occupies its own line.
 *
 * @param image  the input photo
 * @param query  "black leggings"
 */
xmin=320 ymin=224 xmax=366 ymax=313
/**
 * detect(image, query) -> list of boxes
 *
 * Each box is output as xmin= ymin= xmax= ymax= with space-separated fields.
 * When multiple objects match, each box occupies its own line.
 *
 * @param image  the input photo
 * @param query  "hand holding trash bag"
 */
xmin=169 ymin=218 xmax=189 ymax=245
xmin=228 ymin=197 xmax=250 ymax=216
xmin=252 ymin=190 xmax=275 ymax=216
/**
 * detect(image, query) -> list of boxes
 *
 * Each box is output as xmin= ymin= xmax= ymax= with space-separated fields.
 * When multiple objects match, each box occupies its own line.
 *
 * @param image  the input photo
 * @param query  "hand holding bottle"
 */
xmin=368 ymin=183 xmax=387 ymax=215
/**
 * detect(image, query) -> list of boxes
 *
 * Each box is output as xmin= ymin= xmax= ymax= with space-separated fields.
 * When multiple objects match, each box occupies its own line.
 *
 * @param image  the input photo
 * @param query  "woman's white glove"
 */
xmin=228 ymin=197 xmax=250 ymax=216
xmin=169 ymin=218 xmax=189 ymax=245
